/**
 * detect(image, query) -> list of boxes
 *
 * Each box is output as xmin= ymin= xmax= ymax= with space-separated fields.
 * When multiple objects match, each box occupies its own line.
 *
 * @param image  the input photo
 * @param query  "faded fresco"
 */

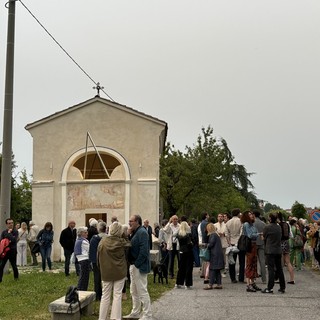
xmin=67 ymin=183 xmax=125 ymax=211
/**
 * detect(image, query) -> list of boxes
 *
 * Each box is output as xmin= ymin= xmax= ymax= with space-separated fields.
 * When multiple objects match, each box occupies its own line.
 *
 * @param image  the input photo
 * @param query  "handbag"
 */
xmin=199 ymin=247 xmax=210 ymax=261
xmin=237 ymin=235 xmax=252 ymax=252
xmin=293 ymin=229 xmax=303 ymax=248
xmin=31 ymin=242 xmax=40 ymax=255
xmin=65 ymin=285 xmax=81 ymax=314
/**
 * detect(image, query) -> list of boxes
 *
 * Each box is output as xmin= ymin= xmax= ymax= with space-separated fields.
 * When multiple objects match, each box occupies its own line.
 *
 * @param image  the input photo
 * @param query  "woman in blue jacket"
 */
xmin=37 ymin=222 xmax=54 ymax=271
xmin=241 ymin=211 xmax=261 ymax=292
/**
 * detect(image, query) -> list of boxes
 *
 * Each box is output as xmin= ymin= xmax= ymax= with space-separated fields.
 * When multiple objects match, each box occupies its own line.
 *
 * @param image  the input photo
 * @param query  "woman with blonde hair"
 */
xmin=17 ymin=222 xmax=28 ymax=266
xmin=98 ymin=222 xmax=131 ymax=320
xmin=174 ymin=221 xmax=194 ymax=289
xmin=204 ymin=223 xmax=224 ymax=289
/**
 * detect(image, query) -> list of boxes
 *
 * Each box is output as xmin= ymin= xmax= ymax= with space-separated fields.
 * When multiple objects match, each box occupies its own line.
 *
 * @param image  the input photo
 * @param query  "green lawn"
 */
xmin=0 ymin=262 xmax=175 ymax=320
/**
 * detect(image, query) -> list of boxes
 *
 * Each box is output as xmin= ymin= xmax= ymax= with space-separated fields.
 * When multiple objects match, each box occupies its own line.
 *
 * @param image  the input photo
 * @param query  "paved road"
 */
xmin=151 ymin=267 xmax=320 ymax=320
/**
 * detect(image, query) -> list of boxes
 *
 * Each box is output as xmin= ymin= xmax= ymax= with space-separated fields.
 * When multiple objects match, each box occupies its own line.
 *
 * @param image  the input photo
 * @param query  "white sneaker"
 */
xmin=123 ymin=313 xmax=141 ymax=319
xmin=221 ymin=273 xmax=227 ymax=278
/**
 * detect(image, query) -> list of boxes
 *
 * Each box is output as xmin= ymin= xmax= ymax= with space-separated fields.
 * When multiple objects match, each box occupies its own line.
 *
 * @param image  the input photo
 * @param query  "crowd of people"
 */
xmin=0 ymin=215 xmax=153 ymax=320
xmin=0 ymin=210 xmax=319 ymax=319
xmin=156 ymin=209 xmax=320 ymax=293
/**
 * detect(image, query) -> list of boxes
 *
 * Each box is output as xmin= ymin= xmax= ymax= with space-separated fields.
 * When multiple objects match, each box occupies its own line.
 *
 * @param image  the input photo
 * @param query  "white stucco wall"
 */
xmin=26 ymin=98 xmax=167 ymax=260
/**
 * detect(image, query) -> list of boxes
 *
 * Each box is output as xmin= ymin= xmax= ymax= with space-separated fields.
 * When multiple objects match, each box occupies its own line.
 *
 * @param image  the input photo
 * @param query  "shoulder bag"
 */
xmin=237 ymin=226 xmax=252 ymax=253
xmin=199 ymin=247 xmax=210 ymax=261
xmin=293 ymin=228 xmax=303 ymax=248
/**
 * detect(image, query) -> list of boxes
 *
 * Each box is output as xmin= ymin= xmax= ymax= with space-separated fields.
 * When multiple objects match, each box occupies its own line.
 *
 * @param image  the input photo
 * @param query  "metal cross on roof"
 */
xmin=93 ymin=82 xmax=104 ymax=97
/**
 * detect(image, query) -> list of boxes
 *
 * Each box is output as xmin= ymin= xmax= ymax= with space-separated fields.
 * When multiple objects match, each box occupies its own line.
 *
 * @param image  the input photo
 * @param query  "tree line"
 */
xmin=160 ymin=126 xmax=259 ymax=219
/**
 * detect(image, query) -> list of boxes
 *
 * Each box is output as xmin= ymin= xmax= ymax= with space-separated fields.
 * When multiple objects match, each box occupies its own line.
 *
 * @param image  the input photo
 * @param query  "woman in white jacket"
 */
xmin=17 ymin=222 xmax=28 ymax=266
xmin=74 ymin=227 xmax=90 ymax=290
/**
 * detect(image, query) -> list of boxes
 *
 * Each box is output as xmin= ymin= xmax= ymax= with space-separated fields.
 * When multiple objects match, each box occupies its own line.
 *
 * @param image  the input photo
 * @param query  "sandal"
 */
xmin=203 ymin=285 xmax=213 ymax=290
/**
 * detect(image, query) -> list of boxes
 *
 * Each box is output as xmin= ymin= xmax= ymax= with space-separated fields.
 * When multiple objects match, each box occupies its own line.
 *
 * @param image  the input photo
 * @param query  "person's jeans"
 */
xmin=92 ymin=262 xmax=102 ymax=300
xmin=39 ymin=246 xmax=52 ymax=271
xmin=290 ymin=247 xmax=302 ymax=270
xmin=256 ymin=245 xmax=266 ymax=282
xmin=28 ymin=241 xmax=38 ymax=265
xmin=17 ymin=241 xmax=27 ymax=266
xmin=64 ymin=249 xmax=72 ymax=276
xmin=176 ymin=251 xmax=193 ymax=287
xmin=77 ymin=259 xmax=91 ymax=291
xmin=0 ymin=249 xmax=19 ymax=282
xmin=99 ymin=277 xmax=125 ymax=320
xmin=169 ymin=243 xmax=180 ymax=277
xmin=266 ymin=254 xmax=285 ymax=290
xmin=192 ymin=245 xmax=201 ymax=267
xmin=129 ymin=264 xmax=152 ymax=319
xmin=229 ymin=249 xmax=245 ymax=282
xmin=210 ymin=269 xmax=222 ymax=286
xmin=159 ymin=246 xmax=169 ymax=272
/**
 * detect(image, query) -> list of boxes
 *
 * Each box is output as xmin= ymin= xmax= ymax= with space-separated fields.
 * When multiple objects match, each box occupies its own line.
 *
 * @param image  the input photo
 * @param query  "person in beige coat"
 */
xmin=97 ymin=222 xmax=131 ymax=320
xmin=163 ymin=215 xmax=180 ymax=279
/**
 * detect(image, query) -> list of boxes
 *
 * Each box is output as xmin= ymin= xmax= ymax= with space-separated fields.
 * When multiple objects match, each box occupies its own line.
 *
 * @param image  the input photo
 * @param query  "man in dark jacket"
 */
xmin=191 ymin=219 xmax=200 ymax=267
xmin=123 ymin=214 xmax=152 ymax=320
xmin=0 ymin=218 xmax=19 ymax=282
xmin=89 ymin=221 xmax=107 ymax=300
xmin=262 ymin=212 xmax=286 ymax=293
xmin=143 ymin=219 xmax=153 ymax=250
xmin=59 ymin=220 xmax=77 ymax=276
xmin=253 ymin=210 xmax=266 ymax=283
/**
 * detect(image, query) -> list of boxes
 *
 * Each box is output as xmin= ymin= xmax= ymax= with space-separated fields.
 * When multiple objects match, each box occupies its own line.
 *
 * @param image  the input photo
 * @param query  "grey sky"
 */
xmin=0 ymin=0 xmax=319 ymax=210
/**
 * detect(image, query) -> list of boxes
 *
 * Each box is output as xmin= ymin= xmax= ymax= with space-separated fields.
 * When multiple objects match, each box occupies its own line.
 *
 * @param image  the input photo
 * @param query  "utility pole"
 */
xmin=0 ymin=0 xmax=16 ymax=231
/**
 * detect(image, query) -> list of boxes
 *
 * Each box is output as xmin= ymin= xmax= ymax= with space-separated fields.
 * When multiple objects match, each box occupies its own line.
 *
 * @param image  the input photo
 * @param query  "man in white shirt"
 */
xmin=214 ymin=213 xmax=228 ymax=276
xmin=225 ymin=208 xmax=245 ymax=283
xmin=27 ymin=221 xmax=40 ymax=266
xmin=253 ymin=210 xmax=266 ymax=283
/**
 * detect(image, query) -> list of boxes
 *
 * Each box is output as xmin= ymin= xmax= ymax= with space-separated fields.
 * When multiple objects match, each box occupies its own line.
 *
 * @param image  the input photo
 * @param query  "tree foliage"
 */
xmin=160 ymin=126 xmax=258 ymax=219
xmin=264 ymin=202 xmax=281 ymax=214
xmin=291 ymin=201 xmax=307 ymax=219
xmin=0 ymin=153 xmax=32 ymax=223
xmin=11 ymin=169 xmax=32 ymax=223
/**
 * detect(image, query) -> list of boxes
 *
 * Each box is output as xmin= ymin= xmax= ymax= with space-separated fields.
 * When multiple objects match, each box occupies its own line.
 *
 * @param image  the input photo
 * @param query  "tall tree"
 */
xmin=291 ymin=201 xmax=307 ymax=219
xmin=0 ymin=152 xmax=32 ymax=223
xmin=160 ymin=126 xmax=258 ymax=218
xmin=264 ymin=202 xmax=281 ymax=214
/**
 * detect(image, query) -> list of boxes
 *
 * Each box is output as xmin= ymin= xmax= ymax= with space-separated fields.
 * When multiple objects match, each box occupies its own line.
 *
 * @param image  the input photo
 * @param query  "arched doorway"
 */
xmin=60 ymin=147 xmax=131 ymax=231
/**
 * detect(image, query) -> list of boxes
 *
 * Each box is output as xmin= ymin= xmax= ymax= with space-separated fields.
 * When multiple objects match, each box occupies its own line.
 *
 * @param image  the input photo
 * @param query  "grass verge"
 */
xmin=0 ymin=262 xmax=175 ymax=320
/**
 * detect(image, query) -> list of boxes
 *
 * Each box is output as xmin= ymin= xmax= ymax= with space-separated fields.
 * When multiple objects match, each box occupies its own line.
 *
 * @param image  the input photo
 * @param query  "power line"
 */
xmin=17 ymin=0 xmax=115 ymax=102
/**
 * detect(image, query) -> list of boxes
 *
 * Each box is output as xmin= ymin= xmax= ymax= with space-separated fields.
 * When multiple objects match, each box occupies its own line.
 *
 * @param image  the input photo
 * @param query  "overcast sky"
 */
xmin=0 ymin=0 xmax=319 ymax=210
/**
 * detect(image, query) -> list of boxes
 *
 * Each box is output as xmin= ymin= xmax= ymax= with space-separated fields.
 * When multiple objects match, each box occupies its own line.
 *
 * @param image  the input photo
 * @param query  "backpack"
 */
xmin=280 ymin=222 xmax=289 ymax=240
xmin=0 ymin=238 xmax=10 ymax=259
xmin=65 ymin=285 xmax=81 ymax=314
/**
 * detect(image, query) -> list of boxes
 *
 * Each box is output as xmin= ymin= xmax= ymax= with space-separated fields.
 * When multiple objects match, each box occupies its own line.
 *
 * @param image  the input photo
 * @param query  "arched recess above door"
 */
xmin=62 ymin=147 xmax=131 ymax=182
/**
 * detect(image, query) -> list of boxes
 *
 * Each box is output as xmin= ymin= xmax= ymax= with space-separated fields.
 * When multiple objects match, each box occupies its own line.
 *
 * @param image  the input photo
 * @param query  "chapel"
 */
xmin=25 ymin=96 xmax=167 ymax=260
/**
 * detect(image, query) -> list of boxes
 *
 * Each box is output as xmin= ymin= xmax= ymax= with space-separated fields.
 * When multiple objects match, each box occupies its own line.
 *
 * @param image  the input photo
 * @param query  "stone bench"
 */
xmin=48 ymin=291 xmax=96 ymax=320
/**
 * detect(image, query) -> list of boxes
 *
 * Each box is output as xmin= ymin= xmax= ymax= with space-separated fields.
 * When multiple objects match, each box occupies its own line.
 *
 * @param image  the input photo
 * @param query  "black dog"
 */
xmin=153 ymin=263 xmax=168 ymax=284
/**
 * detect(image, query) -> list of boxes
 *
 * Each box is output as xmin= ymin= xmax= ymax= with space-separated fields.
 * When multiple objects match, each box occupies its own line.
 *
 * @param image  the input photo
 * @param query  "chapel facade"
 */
xmin=25 ymin=96 xmax=167 ymax=260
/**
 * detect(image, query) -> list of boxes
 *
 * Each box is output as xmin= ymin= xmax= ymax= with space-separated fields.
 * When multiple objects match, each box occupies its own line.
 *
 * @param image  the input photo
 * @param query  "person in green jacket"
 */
xmin=97 ymin=222 xmax=130 ymax=320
